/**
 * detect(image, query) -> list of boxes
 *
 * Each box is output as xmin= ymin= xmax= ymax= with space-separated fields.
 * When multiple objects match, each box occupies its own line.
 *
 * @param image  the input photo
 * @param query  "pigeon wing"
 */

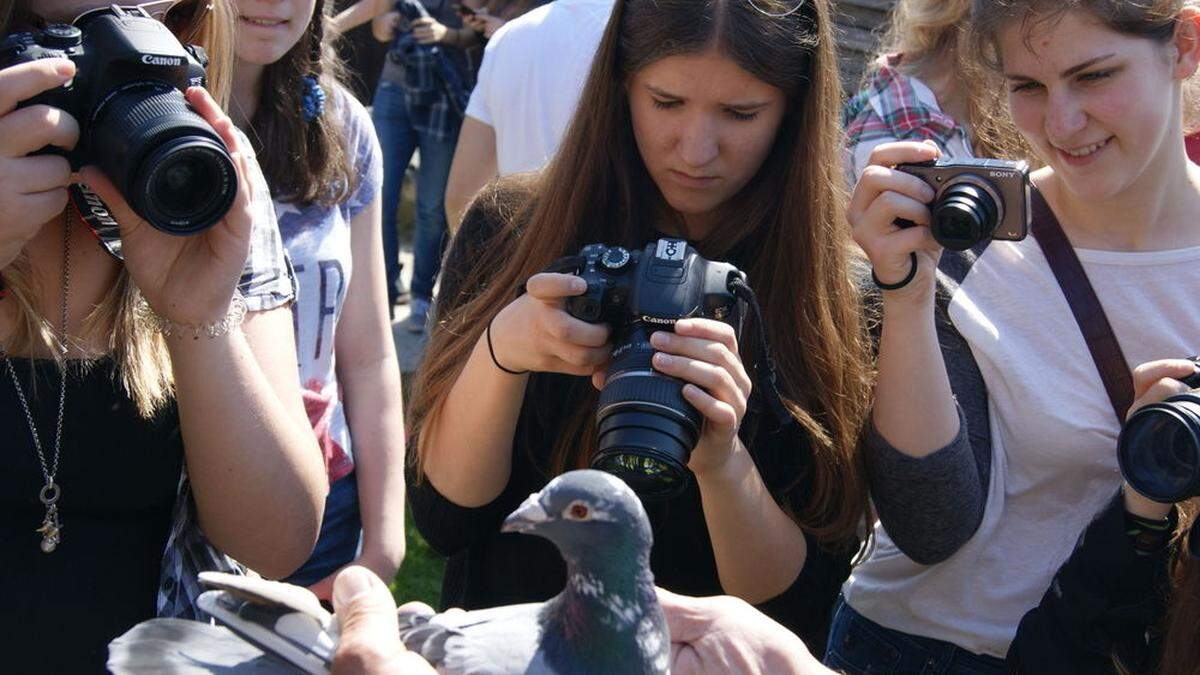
xmin=398 ymin=602 xmax=556 ymax=675
xmin=107 ymin=619 xmax=297 ymax=674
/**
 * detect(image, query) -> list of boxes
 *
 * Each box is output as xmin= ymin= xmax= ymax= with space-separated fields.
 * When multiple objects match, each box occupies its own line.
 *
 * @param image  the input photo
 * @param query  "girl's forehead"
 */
xmin=998 ymin=11 xmax=1135 ymax=72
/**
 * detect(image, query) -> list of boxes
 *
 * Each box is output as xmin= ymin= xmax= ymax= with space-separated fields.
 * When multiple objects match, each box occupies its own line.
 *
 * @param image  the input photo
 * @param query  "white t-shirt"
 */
xmin=843 ymin=235 xmax=1200 ymax=657
xmin=464 ymin=0 xmax=615 ymax=175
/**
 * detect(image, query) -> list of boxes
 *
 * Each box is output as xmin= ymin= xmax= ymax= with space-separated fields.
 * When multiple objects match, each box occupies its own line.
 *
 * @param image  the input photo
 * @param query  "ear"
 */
xmin=1171 ymin=7 xmax=1200 ymax=80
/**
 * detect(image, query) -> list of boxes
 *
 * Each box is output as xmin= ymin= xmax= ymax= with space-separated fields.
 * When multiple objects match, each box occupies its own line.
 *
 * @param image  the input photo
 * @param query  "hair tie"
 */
xmin=301 ymin=74 xmax=326 ymax=122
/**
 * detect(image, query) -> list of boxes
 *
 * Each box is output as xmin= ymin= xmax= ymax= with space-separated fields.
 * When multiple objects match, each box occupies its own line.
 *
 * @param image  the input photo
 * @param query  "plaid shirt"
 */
xmin=843 ymin=57 xmax=973 ymax=182
xmin=382 ymin=0 xmax=471 ymax=143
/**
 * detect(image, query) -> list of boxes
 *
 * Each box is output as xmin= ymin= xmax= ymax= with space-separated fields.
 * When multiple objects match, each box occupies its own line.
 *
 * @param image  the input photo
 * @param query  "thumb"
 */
xmin=334 ymin=566 xmax=399 ymax=637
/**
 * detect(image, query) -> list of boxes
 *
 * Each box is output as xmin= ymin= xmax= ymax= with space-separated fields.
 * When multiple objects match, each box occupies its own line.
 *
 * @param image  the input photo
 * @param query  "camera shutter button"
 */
xmin=600 ymin=247 xmax=632 ymax=274
xmin=41 ymin=25 xmax=82 ymax=50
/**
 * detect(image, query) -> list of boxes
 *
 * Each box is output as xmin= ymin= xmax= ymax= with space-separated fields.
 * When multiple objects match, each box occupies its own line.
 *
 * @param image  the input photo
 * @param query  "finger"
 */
xmin=864 ymin=140 xmax=941 ymax=171
xmin=547 ymin=356 xmax=605 ymax=378
xmin=682 ymin=383 xmax=740 ymax=428
xmin=541 ymin=311 xmax=610 ymax=347
xmin=7 ymin=154 xmax=72 ymax=195
xmin=672 ymin=319 xmax=740 ymax=355
xmin=656 ymin=353 xmax=746 ymax=413
xmin=592 ymin=370 xmax=606 ymax=391
xmin=848 ymin=164 xmax=937 ymax=222
xmin=7 ymin=187 xmax=70 ymax=228
xmin=1131 ymin=359 xmax=1199 ymax=396
xmin=656 ymin=588 xmax=711 ymax=643
xmin=650 ymin=330 xmax=750 ymax=394
xmin=186 ymin=88 xmax=243 ymax=153
xmin=551 ymin=343 xmax=611 ymax=370
xmin=0 ymin=59 xmax=75 ymax=117
xmin=0 ymin=105 xmax=81 ymax=156
xmin=411 ymin=17 xmax=433 ymax=26
xmin=857 ymin=190 xmax=933 ymax=239
xmin=525 ymin=273 xmax=587 ymax=301
xmin=332 ymin=565 xmax=400 ymax=642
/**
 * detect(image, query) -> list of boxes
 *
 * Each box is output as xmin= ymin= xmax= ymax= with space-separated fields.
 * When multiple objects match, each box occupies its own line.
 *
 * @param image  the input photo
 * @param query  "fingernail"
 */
xmin=650 ymin=332 xmax=668 ymax=345
xmin=571 ymin=278 xmax=587 ymax=292
xmin=654 ymin=353 xmax=673 ymax=366
xmin=55 ymin=61 xmax=74 ymax=78
xmin=333 ymin=566 xmax=375 ymax=606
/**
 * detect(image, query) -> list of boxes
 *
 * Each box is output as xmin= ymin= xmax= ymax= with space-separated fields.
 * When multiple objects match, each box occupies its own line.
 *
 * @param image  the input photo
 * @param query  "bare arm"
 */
xmin=335 ymin=195 xmax=408 ymax=580
xmin=331 ymin=0 xmax=393 ymax=35
xmin=171 ymin=306 xmax=326 ymax=580
xmin=445 ymin=117 xmax=498 ymax=234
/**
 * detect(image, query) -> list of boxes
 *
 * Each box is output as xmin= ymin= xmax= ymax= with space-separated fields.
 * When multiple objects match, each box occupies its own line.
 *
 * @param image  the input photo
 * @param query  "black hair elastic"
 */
xmin=486 ymin=317 xmax=529 ymax=376
xmin=871 ymin=252 xmax=919 ymax=291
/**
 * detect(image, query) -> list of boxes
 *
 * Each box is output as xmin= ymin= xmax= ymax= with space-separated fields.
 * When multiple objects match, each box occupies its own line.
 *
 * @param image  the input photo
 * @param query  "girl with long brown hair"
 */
xmin=229 ymin=0 xmax=407 ymax=599
xmin=0 ymin=1 xmax=325 ymax=670
xmin=834 ymin=0 xmax=1200 ymax=672
xmin=407 ymin=0 xmax=873 ymax=651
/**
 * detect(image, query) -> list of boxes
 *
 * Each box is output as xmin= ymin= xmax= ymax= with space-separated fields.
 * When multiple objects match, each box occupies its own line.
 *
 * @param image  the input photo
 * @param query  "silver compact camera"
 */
xmin=895 ymin=158 xmax=1031 ymax=251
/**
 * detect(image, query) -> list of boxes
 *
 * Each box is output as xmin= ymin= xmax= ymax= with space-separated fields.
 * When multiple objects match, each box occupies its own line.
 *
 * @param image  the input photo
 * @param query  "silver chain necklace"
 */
xmin=1 ymin=211 xmax=72 ymax=553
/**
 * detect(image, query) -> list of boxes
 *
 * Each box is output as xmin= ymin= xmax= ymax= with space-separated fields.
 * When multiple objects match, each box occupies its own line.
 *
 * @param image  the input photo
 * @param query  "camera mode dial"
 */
xmin=600 ymin=247 xmax=632 ymax=274
xmin=41 ymin=25 xmax=83 ymax=50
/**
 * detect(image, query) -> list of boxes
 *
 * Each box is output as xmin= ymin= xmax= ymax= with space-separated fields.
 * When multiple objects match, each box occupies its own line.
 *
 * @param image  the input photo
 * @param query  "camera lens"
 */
xmin=932 ymin=183 xmax=999 ymax=251
xmin=590 ymin=324 xmax=700 ymax=499
xmin=88 ymin=84 xmax=236 ymax=235
xmin=1118 ymin=393 xmax=1200 ymax=503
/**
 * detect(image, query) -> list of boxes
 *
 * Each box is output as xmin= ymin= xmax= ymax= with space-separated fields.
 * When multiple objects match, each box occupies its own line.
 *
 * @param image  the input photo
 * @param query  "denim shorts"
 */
xmin=824 ymin=596 xmax=1008 ymax=675
xmin=283 ymin=471 xmax=363 ymax=587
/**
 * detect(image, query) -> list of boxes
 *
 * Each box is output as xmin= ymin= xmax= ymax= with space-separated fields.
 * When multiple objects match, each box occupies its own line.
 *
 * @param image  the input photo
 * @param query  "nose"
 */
xmin=1045 ymin=89 xmax=1088 ymax=145
xmin=676 ymin=112 xmax=719 ymax=169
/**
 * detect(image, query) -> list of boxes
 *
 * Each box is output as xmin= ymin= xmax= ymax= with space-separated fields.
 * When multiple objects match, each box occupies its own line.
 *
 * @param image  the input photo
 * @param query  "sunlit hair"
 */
xmin=0 ymin=0 xmax=237 ymax=416
xmin=240 ymin=0 xmax=355 ymax=206
xmin=411 ymin=0 xmax=874 ymax=543
xmin=868 ymin=0 xmax=1030 ymax=160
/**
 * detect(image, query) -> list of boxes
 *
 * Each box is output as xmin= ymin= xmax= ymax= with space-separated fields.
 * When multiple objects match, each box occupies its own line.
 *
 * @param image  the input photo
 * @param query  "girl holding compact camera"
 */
xmin=833 ymin=1 xmax=1200 ymax=672
xmin=0 ymin=0 xmax=326 ymax=670
xmin=407 ymin=0 xmax=873 ymax=651
xmin=228 ymin=0 xmax=407 ymax=600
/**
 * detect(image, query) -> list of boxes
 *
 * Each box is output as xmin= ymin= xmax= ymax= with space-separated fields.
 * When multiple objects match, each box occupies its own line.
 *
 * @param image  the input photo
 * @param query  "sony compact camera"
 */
xmin=0 ymin=6 xmax=237 ymax=235
xmin=1118 ymin=360 xmax=1200 ymax=505
xmin=895 ymin=158 xmax=1032 ymax=251
xmin=557 ymin=239 xmax=747 ymax=499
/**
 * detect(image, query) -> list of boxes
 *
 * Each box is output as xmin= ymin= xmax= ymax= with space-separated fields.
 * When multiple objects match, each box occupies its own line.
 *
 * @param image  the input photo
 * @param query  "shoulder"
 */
xmin=845 ymin=59 xmax=959 ymax=147
xmin=330 ymin=85 xmax=377 ymax=154
xmin=487 ymin=3 xmax=556 ymax=46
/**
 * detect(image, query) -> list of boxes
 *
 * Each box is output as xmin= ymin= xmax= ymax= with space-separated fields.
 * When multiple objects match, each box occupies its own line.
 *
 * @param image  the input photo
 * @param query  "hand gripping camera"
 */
xmin=556 ymin=239 xmax=747 ymax=499
xmin=895 ymin=158 xmax=1032 ymax=251
xmin=1118 ymin=360 xmax=1200 ymax=558
xmin=0 ymin=6 xmax=237 ymax=235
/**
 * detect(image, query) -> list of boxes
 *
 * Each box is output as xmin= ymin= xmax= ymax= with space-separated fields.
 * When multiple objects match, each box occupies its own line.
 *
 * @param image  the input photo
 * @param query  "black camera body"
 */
xmin=0 ymin=7 xmax=237 ymax=235
xmin=895 ymin=158 xmax=1032 ymax=251
xmin=560 ymin=239 xmax=746 ymax=499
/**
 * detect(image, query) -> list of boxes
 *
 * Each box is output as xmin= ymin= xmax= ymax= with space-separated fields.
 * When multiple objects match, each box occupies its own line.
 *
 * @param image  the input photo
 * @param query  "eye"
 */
xmin=651 ymin=98 xmax=682 ymax=110
xmin=1010 ymin=81 xmax=1043 ymax=94
xmin=726 ymin=109 xmax=760 ymax=122
xmin=564 ymin=501 xmax=590 ymax=520
xmin=1078 ymin=68 xmax=1116 ymax=84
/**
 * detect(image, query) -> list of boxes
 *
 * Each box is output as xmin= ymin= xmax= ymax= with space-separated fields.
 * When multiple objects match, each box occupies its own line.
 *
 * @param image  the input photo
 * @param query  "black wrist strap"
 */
xmin=871 ymin=252 xmax=918 ymax=291
xmin=1030 ymin=188 xmax=1133 ymax=422
xmin=486 ymin=317 xmax=528 ymax=376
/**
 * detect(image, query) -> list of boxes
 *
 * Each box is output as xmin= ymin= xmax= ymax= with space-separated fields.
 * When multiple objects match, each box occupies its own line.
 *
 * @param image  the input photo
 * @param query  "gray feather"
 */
xmin=107 ymin=619 xmax=296 ymax=674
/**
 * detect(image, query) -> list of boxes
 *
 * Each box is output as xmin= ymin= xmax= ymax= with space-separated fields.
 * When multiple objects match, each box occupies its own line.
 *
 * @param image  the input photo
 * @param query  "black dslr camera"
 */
xmin=895 ymin=158 xmax=1032 ymax=251
xmin=558 ymin=239 xmax=747 ymax=499
xmin=1118 ymin=359 xmax=1200 ymax=558
xmin=0 ymin=6 xmax=237 ymax=235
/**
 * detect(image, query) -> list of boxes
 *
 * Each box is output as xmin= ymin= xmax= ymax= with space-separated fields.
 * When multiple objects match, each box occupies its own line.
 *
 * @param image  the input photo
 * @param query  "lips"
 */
xmin=240 ymin=16 xmax=289 ymax=27
xmin=667 ymin=169 xmax=719 ymax=188
xmin=1053 ymin=137 xmax=1112 ymax=159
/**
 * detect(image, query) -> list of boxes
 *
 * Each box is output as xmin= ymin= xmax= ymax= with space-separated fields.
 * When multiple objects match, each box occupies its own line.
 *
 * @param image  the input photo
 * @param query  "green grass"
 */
xmin=389 ymin=496 xmax=445 ymax=608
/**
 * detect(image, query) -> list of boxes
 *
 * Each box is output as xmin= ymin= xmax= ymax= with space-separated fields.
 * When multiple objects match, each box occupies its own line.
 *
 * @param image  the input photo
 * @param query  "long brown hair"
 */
xmin=411 ymin=0 xmax=873 ymax=542
xmin=241 ymin=0 xmax=355 ymax=207
xmin=1158 ymin=501 xmax=1199 ymax=675
xmin=0 ymin=0 xmax=236 ymax=416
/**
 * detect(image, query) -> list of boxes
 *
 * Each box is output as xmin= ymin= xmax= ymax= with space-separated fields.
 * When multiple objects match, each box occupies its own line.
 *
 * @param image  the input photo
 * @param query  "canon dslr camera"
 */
xmin=0 ymin=6 xmax=237 ymax=235
xmin=558 ymin=239 xmax=746 ymax=499
xmin=895 ymin=158 xmax=1032 ymax=251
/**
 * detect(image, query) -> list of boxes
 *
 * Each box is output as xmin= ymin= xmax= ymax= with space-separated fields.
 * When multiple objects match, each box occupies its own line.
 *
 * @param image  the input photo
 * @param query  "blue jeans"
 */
xmin=824 ymin=597 xmax=1008 ymax=675
xmin=371 ymin=81 xmax=459 ymax=303
xmin=283 ymin=472 xmax=363 ymax=587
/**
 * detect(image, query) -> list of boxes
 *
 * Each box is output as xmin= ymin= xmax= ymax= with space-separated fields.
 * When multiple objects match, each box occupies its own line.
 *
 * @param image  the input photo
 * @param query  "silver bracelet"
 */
xmin=138 ymin=291 xmax=248 ymax=339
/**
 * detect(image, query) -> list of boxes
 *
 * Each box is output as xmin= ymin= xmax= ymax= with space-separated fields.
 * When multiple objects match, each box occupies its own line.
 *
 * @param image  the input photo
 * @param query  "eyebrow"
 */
xmin=644 ymin=84 xmax=771 ymax=110
xmin=1006 ymin=53 xmax=1118 ymax=81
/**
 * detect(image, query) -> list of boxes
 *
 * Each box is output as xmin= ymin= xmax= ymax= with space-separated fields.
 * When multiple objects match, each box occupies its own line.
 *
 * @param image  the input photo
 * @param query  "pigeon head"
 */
xmin=502 ymin=470 xmax=652 ymax=565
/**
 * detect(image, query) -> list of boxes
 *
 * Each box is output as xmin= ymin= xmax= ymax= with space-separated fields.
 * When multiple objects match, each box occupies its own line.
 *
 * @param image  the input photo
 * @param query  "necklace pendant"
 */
xmin=36 ymin=504 xmax=62 ymax=553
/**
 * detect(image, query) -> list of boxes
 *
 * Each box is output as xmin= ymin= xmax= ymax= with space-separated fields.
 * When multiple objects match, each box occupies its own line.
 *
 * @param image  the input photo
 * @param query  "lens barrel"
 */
xmin=1118 ymin=393 xmax=1200 ymax=503
xmin=90 ymin=84 xmax=236 ymax=235
xmin=591 ymin=325 xmax=700 ymax=499
xmin=932 ymin=183 xmax=999 ymax=251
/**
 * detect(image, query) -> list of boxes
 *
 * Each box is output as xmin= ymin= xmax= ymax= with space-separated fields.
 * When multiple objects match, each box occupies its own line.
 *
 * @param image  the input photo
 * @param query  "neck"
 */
xmin=1037 ymin=147 xmax=1200 ymax=251
xmin=230 ymin=61 xmax=265 ymax=130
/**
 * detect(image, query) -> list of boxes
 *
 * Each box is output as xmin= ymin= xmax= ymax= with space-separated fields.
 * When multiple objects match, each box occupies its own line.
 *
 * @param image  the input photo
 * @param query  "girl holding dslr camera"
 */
xmin=835 ymin=1 xmax=1200 ymax=672
xmin=409 ymin=0 xmax=873 ymax=652
xmin=0 ymin=0 xmax=327 ymax=670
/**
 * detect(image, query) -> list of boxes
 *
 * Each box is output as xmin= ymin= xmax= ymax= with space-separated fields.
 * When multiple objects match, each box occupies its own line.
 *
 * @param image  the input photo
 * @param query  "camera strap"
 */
xmin=728 ymin=278 xmax=792 ymax=428
xmin=1029 ymin=187 xmax=1133 ymax=422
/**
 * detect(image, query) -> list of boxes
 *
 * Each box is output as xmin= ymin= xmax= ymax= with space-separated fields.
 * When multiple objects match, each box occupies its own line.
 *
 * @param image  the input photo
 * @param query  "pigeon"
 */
xmin=397 ymin=469 xmax=670 ymax=675
xmin=107 ymin=469 xmax=670 ymax=675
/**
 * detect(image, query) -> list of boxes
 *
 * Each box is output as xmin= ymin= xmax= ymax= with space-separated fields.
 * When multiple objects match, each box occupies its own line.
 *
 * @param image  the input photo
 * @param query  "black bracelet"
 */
xmin=871 ymin=252 xmax=919 ymax=291
xmin=486 ymin=318 xmax=528 ymax=376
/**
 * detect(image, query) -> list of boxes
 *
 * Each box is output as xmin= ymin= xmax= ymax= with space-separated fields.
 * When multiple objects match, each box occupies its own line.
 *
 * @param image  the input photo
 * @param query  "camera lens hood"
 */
xmin=1118 ymin=393 xmax=1200 ymax=503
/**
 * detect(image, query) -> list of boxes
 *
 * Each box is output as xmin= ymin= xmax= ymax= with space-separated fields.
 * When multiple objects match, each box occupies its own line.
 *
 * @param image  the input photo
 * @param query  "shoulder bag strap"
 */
xmin=1030 ymin=187 xmax=1134 ymax=422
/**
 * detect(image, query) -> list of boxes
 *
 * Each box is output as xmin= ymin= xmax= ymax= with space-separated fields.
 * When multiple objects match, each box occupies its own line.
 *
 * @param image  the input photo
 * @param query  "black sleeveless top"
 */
xmin=0 ymin=358 xmax=182 ymax=673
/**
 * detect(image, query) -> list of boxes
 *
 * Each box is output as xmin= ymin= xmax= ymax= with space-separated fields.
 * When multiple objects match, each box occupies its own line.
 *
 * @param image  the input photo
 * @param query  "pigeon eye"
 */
xmin=566 ymin=502 xmax=589 ymax=520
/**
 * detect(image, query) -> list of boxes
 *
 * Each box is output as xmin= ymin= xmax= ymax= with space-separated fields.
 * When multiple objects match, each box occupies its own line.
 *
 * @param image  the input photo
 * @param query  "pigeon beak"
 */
xmin=502 ymin=493 xmax=552 ymax=534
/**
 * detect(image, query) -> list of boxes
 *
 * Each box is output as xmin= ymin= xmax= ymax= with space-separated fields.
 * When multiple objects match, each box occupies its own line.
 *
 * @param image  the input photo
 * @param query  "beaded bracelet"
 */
xmin=138 ymin=291 xmax=248 ymax=339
